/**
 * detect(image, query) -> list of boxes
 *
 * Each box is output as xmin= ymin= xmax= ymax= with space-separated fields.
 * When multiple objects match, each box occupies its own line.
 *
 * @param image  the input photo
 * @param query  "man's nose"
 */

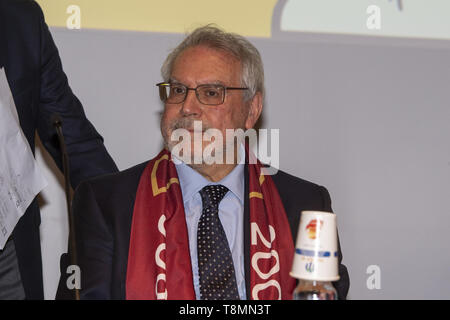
xmin=180 ymin=89 xmax=202 ymax=116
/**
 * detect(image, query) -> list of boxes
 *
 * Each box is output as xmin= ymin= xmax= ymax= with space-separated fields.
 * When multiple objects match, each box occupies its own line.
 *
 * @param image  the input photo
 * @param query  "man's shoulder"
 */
xmin=1 ymin=0 xmax=44 ymax=50
xmin=78 ymin=160 xmax=149 ymax=195
xmin=2 ymin=0 xmax=43 ymax=19
xmin=271 ymin=168 xmax=331 ymax=212
xmin=271 ymin=168 xmax=323 ymax=192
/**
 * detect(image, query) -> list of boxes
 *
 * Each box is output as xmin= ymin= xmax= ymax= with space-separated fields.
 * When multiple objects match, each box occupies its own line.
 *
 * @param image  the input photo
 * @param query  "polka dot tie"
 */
xmin=197 ymin=185 xmax=240 ymax=300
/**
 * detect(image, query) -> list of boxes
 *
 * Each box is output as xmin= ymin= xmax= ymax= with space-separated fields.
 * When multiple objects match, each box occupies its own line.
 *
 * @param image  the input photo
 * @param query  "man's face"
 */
xmin=160 ymin=45 xmax=261 ymax=163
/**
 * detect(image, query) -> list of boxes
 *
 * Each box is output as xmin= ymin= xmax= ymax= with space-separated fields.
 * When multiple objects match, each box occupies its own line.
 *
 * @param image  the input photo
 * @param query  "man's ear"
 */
xmin=245 ymin=92 xmax=263 ymax=130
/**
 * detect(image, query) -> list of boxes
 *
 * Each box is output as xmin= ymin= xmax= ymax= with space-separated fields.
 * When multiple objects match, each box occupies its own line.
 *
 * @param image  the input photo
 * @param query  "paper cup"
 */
xmin=290 ymin=211 xmax=340 ymax=282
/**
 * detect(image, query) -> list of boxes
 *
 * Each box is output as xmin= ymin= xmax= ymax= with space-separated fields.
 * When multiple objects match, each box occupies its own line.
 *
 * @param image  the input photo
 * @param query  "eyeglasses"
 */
xmin=156 ymin=82 xmax=248 ymax=106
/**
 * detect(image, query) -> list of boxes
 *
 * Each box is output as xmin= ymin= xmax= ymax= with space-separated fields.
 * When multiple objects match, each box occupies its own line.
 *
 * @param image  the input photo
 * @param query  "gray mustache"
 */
xmin=171 ymin=119 xmax=210 ymax=131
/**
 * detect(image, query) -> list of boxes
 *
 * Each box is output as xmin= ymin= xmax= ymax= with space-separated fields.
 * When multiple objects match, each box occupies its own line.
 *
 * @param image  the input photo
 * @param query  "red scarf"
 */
xmin=126 ymin=148 xmax=296 ymax=299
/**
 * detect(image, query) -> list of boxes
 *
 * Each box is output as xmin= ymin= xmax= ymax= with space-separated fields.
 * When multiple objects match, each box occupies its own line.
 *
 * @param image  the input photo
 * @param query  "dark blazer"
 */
xmin=0 ymin=0 xmax=118 ymax=299
xmin=63 ymin=161 xmax=350 ymax=300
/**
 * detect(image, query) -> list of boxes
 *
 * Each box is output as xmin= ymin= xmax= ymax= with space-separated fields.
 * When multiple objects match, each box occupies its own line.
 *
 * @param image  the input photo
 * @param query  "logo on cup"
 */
xmin=305 ymin=262 xmax=314 ymax=273
xmin=306 ymin=219 xmax=324 ymax=239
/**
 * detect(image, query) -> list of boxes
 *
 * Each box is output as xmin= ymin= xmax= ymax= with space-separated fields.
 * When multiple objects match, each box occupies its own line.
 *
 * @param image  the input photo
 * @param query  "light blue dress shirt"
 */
xmin=174 ymin=148 xmax=246 ymax=300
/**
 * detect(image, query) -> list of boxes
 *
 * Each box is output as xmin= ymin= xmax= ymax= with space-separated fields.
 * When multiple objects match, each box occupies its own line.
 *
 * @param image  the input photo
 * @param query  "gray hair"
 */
xmin=161 ymin=25 xmax=265 ymax=101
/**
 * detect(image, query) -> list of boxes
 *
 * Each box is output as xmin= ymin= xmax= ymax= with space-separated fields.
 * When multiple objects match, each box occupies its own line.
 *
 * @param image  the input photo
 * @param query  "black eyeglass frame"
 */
xmin=156 ymin=82 xmax=248 ymax=106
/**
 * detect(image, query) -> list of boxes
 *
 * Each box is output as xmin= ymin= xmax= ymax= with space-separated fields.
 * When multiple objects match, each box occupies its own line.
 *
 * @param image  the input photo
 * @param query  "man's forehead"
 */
xmin=170 ymin=45 xmax=242 ymax=85
xmin=173 ymin=46 xmax=241 ymax=70
xmin=169 ymin=78 xmax=226 ymax=86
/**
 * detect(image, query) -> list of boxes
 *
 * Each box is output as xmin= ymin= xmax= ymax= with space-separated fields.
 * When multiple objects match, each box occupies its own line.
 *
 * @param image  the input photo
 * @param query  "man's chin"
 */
xmin=165 ymin=137 xmax=240 ymax=166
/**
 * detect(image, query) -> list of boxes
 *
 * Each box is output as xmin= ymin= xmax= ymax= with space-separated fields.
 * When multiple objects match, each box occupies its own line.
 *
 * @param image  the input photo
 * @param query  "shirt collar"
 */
xmin=174 ymin=144 xmax=245 ymax=204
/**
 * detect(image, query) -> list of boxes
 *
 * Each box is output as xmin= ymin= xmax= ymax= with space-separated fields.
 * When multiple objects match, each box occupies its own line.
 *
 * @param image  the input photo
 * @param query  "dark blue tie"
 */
xmin=197 ymin=185 xmax=240 ymax=300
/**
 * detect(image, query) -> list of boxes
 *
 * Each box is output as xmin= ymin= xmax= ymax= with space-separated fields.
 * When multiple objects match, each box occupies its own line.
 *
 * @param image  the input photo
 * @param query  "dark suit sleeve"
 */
xmin=68 ymin=180 xmax=114 ymax=299
xmin=33 ymin=2 xmax=118 ymax=188
xmin=318 ymin=186 xmax=350 ymax=300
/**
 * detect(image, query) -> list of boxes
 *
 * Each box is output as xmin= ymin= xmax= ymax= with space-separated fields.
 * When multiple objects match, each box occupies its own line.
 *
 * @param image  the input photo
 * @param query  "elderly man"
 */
xmin=63 ymin=26 xmax=349 ymax=300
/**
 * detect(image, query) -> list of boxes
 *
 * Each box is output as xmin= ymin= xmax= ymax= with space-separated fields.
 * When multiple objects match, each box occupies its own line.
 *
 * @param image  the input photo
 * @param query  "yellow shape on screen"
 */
xmin=35 ymin=0 xmax=278 ymax=38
